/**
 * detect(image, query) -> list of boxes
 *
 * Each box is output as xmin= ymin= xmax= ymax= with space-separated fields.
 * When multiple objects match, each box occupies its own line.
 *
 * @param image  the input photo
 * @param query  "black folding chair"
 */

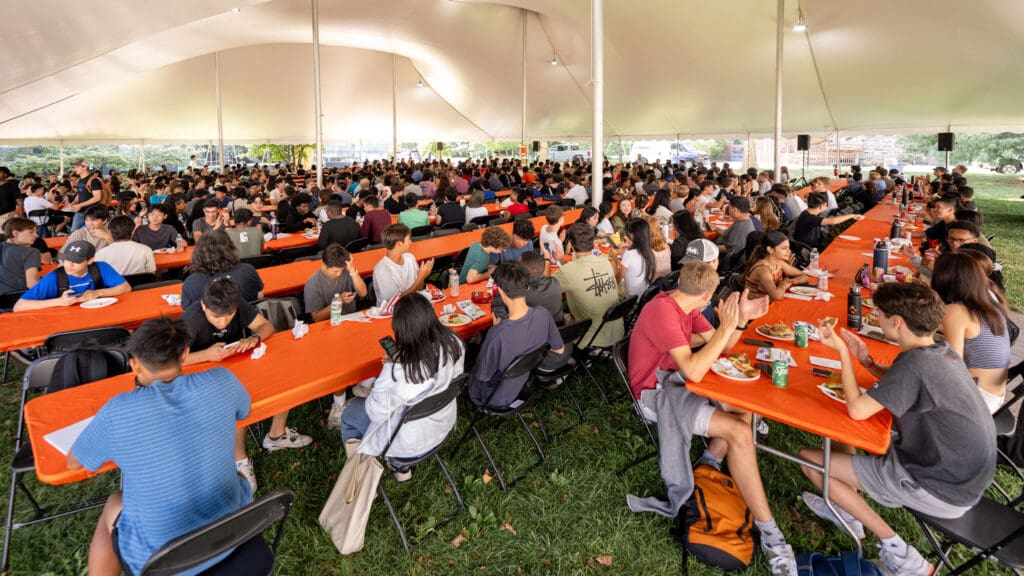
xmin=123 ymin=273 xmax=158 ymax=288
xmin=0 ymin=291 xmax=27 ymax=382
xmin=581 ymin=295 xmax=637 ymax=352
xmin=456 ymin=346 xmax=550 ymax=490
xmin=461 ymin=223 xmax=481 ymax=232
xmin=377 ymin=375 xmax=468 ymax=551
xmin=469 ymin=215 xmax=492 ymax=227
xmin=534 ymin=320 xmax=593 ymax=429
xmin=344 ymin=237 xmax=370 ymax=254
xmin=994 ymin=359 xmax=1024 ymax=436
xmin=557 ymin=198 xmax=576 ymax=207
xmin=430 ymin=227 xmax=460 ymax=238
xmin=488 ymin=216 xmax=507 ymax=226
xmin=611 ymin=338 xmax=659 ymax=477
xmin=292 ymin=253 xmax=322 ymax=263
xmin=439 ymin=221 xmax=464 ymax=230
xmin=2 ymin=350 xmax=131 ymax=571
xmin=240 ymin=255 xmax=277 ymax=270
xmin=134 ymin=490 xmax=295 ymax=576
xmin=409 ymin=225 xmax=433 ymax=240
xmin=43 ymin=326 xmax=131 ymax=354
xmin=133 ymin=279 xmax=183 ymax=291
xmin=274 ymin=246 xmax=316 ymax=263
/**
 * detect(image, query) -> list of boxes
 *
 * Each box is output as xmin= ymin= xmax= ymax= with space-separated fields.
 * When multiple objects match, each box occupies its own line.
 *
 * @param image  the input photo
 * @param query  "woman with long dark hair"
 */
xmin=932 ymin=250 xmax=1012 ymax=413
xmin=742 ymin=230 xmax=808 ymax=300
xmin=647 ymin=189 xmax=674 ymax=225
xmin=340 ymin=293 xmax=465 ymax=464
xmin=180 ymin=229 xmax=264 ymax=307
xmin=612 ymin=217 xmax=657 ymax=296
xmin=669 ymin=210 xmax=704 ymax=271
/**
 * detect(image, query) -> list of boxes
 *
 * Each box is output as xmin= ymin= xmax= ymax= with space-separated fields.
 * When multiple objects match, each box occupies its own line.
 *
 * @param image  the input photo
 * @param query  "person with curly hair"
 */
xmin=180 ymin=229 xmax=264 ymax=308
xmin=459 ymin=225 xmax=513 ymax=284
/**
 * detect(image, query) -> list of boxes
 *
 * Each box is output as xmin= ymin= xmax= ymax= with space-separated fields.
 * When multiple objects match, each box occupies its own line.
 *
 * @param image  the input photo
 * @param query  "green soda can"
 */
xmin=771 ymin=361 xmax=789 ymax=388
xmin=794 ymin=324 xmax=808 ymax=348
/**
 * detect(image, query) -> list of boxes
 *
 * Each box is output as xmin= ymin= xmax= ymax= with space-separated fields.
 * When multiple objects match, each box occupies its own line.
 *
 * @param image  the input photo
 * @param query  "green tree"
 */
xmin=898 ymin=132 xmax=1024 ymax=165
xmin=248 ymin=144 xmax=315 ymax=166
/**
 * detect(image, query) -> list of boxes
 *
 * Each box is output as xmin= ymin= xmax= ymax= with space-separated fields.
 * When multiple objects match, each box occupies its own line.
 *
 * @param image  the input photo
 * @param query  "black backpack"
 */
xmin=55 ymin=263 xmax=104 ymax=294
xmin=46 ymin=349 xmax=129 ymax=395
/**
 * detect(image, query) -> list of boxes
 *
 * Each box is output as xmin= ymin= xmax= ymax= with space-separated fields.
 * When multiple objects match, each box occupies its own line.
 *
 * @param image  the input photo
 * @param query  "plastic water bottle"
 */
xmin=449 ymin=268 xmax=460 ymax=297
xmin=175 ymin=234 xmax=185 ymax=252
xmin=270 ymin=213 xmax=278 ymax=239
xmin=330 ymin=293 xmax=343 ymax=326
xmin=809 ymin=248 xmax=820 ymax=272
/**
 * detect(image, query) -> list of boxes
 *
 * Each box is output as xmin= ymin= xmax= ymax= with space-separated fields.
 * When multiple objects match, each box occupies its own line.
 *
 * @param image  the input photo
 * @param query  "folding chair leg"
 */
xmin=15 ymin=477 xmax=43 ymax=519
xmin=616 ymin=450 xmax=658 ymax=477
xmin=379 ymin=483 xmax=411 ymax=551
xmin=562 ymin=380 xmax=586 ymax=424
xmin=435 ymin=454 xmax=465 ymax=510
xmin=2 ymin=352 xmax=8 ymax=385
xmin=579 ymin=358 xmax=610 ymax=404
xmin=516 ymin=414 xmax=547 ymax=465
xmin=471 ymin=425 xmax=508 ymax=491
xmin=2 ymin=471 xmax=19 ymax=572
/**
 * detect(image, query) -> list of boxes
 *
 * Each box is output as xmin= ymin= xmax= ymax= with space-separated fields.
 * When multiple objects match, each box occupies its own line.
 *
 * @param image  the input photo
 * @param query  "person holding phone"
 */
xmin=339 ymin=293 xmax=465 ymax=481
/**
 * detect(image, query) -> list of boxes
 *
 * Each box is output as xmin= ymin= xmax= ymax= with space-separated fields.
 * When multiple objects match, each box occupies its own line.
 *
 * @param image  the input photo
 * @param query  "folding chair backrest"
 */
xmin=0 ymin=291 xmax=25 ymax=311
xmin=431 ymin=228 xmax=460 ymax=238
xmin=252 ymin=297 xmax=301 ymax=332
xmin=133 ymin=279 xmax=183 ymax=291
xmin=500 ymin=345 xmax=549 ymax=381
xmin=139 ymin=490 xmax=295 ymax=576
xmin=44 ymin=348 xmax=131 ymax=395
xmin=604 ymin=295 xmax=639 ymax=324
xmin=410 ymin=225 xmax=433 ymax=239
xmin=123 ymin=273 xmax=157 ymax=288
xmin=469 ymin=215 xmax=491 ymax=226
xmin=558 ymin=319 xmax=593 ymax=346
xmin=344 ymin=237 xmax=370 ymax=253
xmin=240 ymin=255 xmax=277 ymax=270
xmin=44 ymin=327 xmax=131 ymax=354
xmin=275 ymin=246 xmax=316 ymax=262
xmin=403 ymin=374 xmax=469 ymax=422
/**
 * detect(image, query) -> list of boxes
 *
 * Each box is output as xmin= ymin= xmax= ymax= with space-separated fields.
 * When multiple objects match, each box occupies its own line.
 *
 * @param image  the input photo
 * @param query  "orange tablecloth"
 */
xmin=24 ymin=291 xmax=495 ymax=485
xmin=0 ymin=210 xmax=581 ymax=353
xmin=687 ymin=201 xmax=903 ymax=454
xmin=44 ymin=237 xmax=65 ymax=250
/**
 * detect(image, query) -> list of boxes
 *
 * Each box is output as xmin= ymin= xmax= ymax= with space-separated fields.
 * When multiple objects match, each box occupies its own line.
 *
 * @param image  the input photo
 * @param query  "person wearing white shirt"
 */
xmin=371 ymin=224 xmax=435 ymax=305
xmin=809 ymin=176 xmax=838 ymax=214
xmin=566 ymin=177 xmax=589 ymax=207
xmin=23 ymin=184 xmax=55 ymax=236
xmin=94 ymin=215 xmax=156 ymax=276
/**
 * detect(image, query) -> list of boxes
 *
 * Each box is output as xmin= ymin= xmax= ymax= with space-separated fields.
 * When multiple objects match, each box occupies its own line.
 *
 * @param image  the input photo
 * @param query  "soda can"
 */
xmin=904 ymin=231 xmax=912 ymax=244
xmin=794 ymin=325 xmax=808 ymax=348
xmin=818 ymin=273 xmax=829 ymax=292
xmin=771 ymin=361 xmax=789 ymax=388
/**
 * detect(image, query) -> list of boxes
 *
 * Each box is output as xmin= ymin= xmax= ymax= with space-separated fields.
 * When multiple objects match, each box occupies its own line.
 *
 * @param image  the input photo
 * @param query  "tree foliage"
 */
xmin=897 ymin=132 xmax=1024 ymax=165
xmin=247 ymin=144 xmax=316 ymax=166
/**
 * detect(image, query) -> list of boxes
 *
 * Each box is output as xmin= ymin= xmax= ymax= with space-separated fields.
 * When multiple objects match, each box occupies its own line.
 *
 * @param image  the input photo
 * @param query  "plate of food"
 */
xmin=439 ymin=313 xmax=472 ymax=327
xmin=862 ymin=298 xmax=875 ymax=308
xmin=789 ymin=286 xmax=821 ymax=297
xmin=366 ymin=307 xmax=393 ymax=319
xmin=755 ymin=322 xmax=795 ymax=341
xmin=818 ymin=380 xmax=848 ymax=403
xmin=419 ymin=289 xmax=446 ymax=303
xmin=80 ymin=297 xmax=118 ymax=309
xmin=712 ymin=354 xmax=760 ymax=381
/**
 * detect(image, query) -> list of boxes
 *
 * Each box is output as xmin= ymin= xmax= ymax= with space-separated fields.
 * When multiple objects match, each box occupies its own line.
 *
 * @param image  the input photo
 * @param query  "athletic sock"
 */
xmin=880 ymin=534 xmax=909 ymax=557
xmin=755 ymin=519 xmax=786 ymax=548
xmin=700 ymin=450 xmax=723 ymax=469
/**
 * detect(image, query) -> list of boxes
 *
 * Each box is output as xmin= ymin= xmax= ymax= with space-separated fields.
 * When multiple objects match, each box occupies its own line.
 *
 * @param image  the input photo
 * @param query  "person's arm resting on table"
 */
xmin=817 ymin=322 xmax=887 ymax=420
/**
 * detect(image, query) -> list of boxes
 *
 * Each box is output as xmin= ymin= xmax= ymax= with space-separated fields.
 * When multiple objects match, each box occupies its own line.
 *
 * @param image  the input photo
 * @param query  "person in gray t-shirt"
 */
xmin=490 ymin=251 xmax=564 ymax=325
xmin=715 ymin=197 xmax=756 ymax=257
xmin=303 ymin=243 xmax=367 ymax=322
xmin=798 ymin=283 xmax=995 ymax=575
xmin=0 ymin=218 xmax=43 ymax=294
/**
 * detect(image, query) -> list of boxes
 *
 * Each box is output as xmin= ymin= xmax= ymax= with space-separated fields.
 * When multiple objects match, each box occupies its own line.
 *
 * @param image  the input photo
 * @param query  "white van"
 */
xmin=548 ymin=143 xmax=589 ymax=163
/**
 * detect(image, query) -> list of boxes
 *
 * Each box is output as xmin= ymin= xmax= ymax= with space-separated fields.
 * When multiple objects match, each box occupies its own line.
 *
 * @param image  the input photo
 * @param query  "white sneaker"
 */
xmin=351 ymin=379 xmax=373 ymax=398
xmin=327 ymin=399 xmax=345 ymax=430
xmin=262 ymin=427 xmax=313 ymax=452
xmin=761 ymin=542 xmax=798 ymax=576
xmin=878 ymin=543 xmax=934 ymax=576
xmin=394 ymin=469 xmax=413 ymax=482
xmin=236 ymin=458 xmax=257 ymax=495
xmin=802 ymin=491 xmax=866 ymax=540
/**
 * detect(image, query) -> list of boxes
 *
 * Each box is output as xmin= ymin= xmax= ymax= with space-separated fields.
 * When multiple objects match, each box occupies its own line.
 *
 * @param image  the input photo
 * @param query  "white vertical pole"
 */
xmin=215 ymin=52 xmax=225 ymax=175
xmin=311 ymin=0 xmax=324 ymax=187
xmin=59 ymin=142 xmax=65 ymax=177
xmin=591 ymin=0 xmax=604 ymax=206
xmin=521 ymin=9 xmax=528 ymax=159
xmin=392 ymin=53 xmax=398 ymax=160
xmin=139 ymin=141 xmax=145 ymax=173
xmin=773 ymin=0 xmax=784 ymax=174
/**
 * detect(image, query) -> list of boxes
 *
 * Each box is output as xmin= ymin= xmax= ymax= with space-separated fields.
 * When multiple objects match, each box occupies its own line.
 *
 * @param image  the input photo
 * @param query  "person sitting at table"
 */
xmin=553 ymin=223 xmax=623 ymax=348
xmin=372 ymin=224 xmax=434 ymax=305
xmin=809 ymin=176 xmax=838 ymax=214
xmin=921 ymin=196 xmax=957 ymax=255
xmin=181 ymin=230 xmax=264 ymax=308
xmin=742 ymin=230 xmax=809 ymax=301
xmin=627 ymin=261 xmax=799 ymax=575
xmin=646 ymin=189 xmax=674 ymax=226
xmin=60 ymin=205 xmax=112 ymax=257
xmin=715 ymin=196 xmax=756 ymax=258
xmin=781 ymin=185 xmax=807 ymax=221
xmin=793 ymin=192 xmax=864 ymax=252
xmin=357 ymin=195 xmax=390 ymax=244
xmin=468 ymin=263 xmax=566 ymax=409
xmin=668 ymin=210 xmax=703 ymax=271
xmin=95 ymin=215 xmax=156 ymax=277
xmin=491 ymin=252 xmax=564 ymax=325
xmin=595 ymin=201 xmax=615 ymax=237
xmin=691 ymin=180 xmax=723 ymax=214
xmin=491 ymin=219 xmax=535 ymax=265
xmin=538 ymin=205 xmax=567 ymax=262
xmin=800 ymin=283 xmax=995 ymax=576
xmin=339 ymin=292 xmax=465 ymax=477
xmin=192 ymin=199 xmax=226 ymax=242
xmin=67 ymin=317 xmax=253 ymax=576
xmin=181 ymin=279 xmax=309 ymax=492
xmin=225 ymin=208 xmax=265 ymax=259
xmin=397 ymin=193 xmax=430 ymax=230
xmin=304 ymin=243 xmax=367 ymax=322
xmin=212 ymin=185 xmax=231 ymax=209
xmin=131 ymin=203 xmax=177 ymax=251
xmin=611 ymin=218 xmax=657 ymax=297
xmin=13 ymin=240 xmax=129 ymax=311
xmin=247 ymin=195 xmax=273 ymax=234
xmin=931 ymin=250 xmax=1012 ymax=413
xmin=464 ymin=189 xmax=489 ymax=223
xmin=435 ymin=187 xmax=464 ymax=226
xmin=282 ymin=192 xmax=317 ymax=233
xmin=23 ymin=183 xmax=59 ymax=238
xmin=316 ymin=199 xmax=360 ymax=251
xmin=607 ymin=197 xmax=633 ymax=238
xmin=0 ymin=218 xmax=42 ymax=294
xmin=502 ymin=188 xmax=531 ymax=218
xmin=641 ymin=214 xmax=672 ymax=279
xmin=459 ymin=226 xmax=512 ymax=284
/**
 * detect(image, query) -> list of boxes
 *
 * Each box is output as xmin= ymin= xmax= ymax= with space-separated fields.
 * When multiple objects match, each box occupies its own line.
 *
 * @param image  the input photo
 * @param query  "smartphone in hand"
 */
xmin=379 ymin=336 xmax=400 ymax=360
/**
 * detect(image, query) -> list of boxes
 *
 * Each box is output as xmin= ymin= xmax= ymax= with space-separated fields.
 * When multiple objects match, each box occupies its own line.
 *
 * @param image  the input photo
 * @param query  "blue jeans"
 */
xmin=71 ymin=212 xmax=85 ymax=231
xmin=340 ymin=397 xmax=370 ymax=442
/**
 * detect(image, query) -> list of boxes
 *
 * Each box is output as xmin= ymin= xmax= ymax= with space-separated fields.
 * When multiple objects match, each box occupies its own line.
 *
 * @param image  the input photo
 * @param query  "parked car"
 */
xmin=548 ymin=143 xmax=588 ymax=163
xmin=669 ymin=142 xmax=709 ymax=166
xmin=994 ymin=157 xmax=1023 ymax=174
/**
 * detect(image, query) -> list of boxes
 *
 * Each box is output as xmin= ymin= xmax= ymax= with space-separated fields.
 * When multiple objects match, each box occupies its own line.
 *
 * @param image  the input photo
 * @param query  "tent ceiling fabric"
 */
xmin=2 ymin=0 xmax=1023 ymax=144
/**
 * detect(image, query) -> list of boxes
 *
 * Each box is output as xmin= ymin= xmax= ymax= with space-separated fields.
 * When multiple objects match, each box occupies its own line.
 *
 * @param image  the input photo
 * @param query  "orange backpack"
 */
xmin=673 ymin=464 xmax=758 ymax=573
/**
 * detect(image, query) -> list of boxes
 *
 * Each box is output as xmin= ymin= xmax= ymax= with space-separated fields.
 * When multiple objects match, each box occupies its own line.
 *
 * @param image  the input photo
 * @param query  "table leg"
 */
xmin=821 ymin=438 xmax=863 ymax=558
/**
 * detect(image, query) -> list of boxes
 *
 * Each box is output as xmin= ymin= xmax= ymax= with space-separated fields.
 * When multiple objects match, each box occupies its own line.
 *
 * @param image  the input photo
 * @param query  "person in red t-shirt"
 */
xmin=628 ymin=261 xmax=799 ymax=575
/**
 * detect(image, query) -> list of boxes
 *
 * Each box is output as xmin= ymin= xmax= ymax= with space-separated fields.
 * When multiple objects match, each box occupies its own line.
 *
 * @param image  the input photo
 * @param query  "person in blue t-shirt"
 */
xmin=69 ymin=317 xmax=253 ymax=576
xmin=13 ymin=240 xmax=129 ymax=312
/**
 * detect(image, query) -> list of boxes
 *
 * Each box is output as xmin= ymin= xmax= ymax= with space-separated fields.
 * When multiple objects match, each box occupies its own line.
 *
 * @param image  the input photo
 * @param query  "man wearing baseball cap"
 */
xmin=13 ymin=240 xmax=129 ymax=311
xmin=682 ymin=238 xmax=721 ymax=325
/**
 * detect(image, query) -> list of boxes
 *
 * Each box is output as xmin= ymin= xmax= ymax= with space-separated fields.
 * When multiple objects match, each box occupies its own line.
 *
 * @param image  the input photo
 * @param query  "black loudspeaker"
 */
xmin=532 ymin=140 xmax=540 ymax=152
xmin=436 ymin=142 xmax=445 ymax=151
xmin=937 ymin=132 xmax=954 ymax=152
xmin=797 ymin=134 xmax=810 ymax=151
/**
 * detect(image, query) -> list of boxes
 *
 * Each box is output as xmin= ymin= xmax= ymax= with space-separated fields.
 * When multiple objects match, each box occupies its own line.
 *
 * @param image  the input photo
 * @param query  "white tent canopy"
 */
xmin=2 ymin=0 xmax=1023 ymax=144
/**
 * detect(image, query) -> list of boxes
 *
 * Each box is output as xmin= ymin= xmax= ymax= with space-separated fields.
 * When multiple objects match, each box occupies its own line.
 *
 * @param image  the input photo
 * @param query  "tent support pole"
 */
xmin=772 ymin=0 xmax=784 ymax=174
xmin=392 ymin=53 xmax=398 ymax=161
xmin=59 ymin=142 xmax=64 ymax=177
xmin=591 ymin=0 xmax=604 ymax=207
xmin=311 ymin=0 xmax=324 ymax=186
xmin=139 ymin=141 xmax=145 ymax=173
xmin=521 ymin=8 xmax=528 ymax=160
xmin=215 ymin=52 xmax=225 ymax=175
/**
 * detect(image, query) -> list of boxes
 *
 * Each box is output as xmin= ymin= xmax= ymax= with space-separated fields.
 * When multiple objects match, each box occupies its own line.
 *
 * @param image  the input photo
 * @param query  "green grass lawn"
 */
xmin=1 ymin=174 xmax=1021 ymax=575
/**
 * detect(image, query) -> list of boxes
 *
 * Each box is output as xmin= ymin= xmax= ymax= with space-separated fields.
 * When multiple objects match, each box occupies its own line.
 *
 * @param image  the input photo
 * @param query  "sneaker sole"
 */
xmin=263 ymin=440 xmax=313 ymax=452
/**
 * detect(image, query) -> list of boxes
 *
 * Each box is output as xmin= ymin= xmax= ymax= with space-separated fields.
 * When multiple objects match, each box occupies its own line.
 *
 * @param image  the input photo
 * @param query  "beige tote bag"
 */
xmin=318 ymin=453 xmax=384 ymax=555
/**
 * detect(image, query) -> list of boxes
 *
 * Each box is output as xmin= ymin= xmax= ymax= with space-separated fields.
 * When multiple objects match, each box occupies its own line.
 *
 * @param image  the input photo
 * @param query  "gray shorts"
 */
xmin=638 ymin=370 xmax=717 ymax=437
xmin=852 ymin=453 xmax=970 ymax=519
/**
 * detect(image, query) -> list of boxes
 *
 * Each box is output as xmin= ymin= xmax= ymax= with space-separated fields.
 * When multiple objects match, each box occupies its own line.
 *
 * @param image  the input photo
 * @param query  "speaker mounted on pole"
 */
xmin=937 ymin=132 xmax=954 ymax=152
xmin=797 ymin=134 xmax=810 ymax=151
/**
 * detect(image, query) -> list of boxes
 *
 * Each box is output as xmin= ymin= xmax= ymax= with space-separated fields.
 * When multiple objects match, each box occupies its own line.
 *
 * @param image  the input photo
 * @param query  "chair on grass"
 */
xmin=123 ymin=273 xmax=158 ymax=288
xmin=44 ymin=326 xmax=131 ymax=354
xmin=430 ymin=227 xmax=460 ymax=238
xmin=533 ymin=319 xmax=593 ymax=431
xmin=274 ymin=246 xmax=316 ymax=263
xmin=134 ymin=490 xmax=295 ymax=576
xmin=611 ymin=338 xmax=659 ymax=477
xmin=133 ymin=279 xmax=183 ymax=291
xmin=410 ymin=225 xmax=433 ymax=240
xmin=469 ymin=215 xmax=492 ymax=227
xmin=456 ymin=346 xmax=550 ymax=490
xmin=344 ymin=237 xmax=370 ymax=254
xmin=461 ymin=223 xmax=480 ymax=233
xmin=439 ymin=221 xmax=464 ymax=230
xmin=240 ymin=255 xmax=277 ymax=270
xmin=252 ymin=297 xmax=302 ymax=332
xmin=2 ymin=349 xmax=131 ymax=571
xmin=377 ymin=375 xmax=469 ymax=551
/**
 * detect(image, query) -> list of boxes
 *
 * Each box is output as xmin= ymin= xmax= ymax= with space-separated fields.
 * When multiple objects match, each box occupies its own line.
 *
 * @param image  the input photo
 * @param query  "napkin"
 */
xmin=337 ymin=311 xmax=371 ymax=323
xmin=160 ymin=293 xmax=182 ymax=306
xmin=291 ymin=320 xmax=309 ymax=339
xmin=809 ymin=356 xmax=842 ymax=370
xmin=802 ymin=268 xmax=833 ymax=278
xmin=250 ymin=342 xmax=267 ymax=360
xmin=783 ymin=293 xmax=813 ymax=301
xmin=380 ymin=295 xmax=400 ymax=316
xmin=814 ymin=292 xmax=834 ymax=302
xmin=837 ymin=235 xmax=860 ymax=241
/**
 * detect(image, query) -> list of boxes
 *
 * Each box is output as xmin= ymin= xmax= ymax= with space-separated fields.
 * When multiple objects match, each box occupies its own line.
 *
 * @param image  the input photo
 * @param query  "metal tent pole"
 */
xmin=59 ymin=142 xmax=64 ymax=177
xmin=773 ymin=0 xmax=785 ymax=174
xmin=591 ymin=0 xmax=604 ymax=206
xmin=215 ymin=52 xmax=225 ymax=175
xmin=522 ymin=8 xmax=528 ymax=161
xmin=392 ymin=53 xmax=398 ymax=161
xmin=311 ymin=0 xmax=324 ymax=187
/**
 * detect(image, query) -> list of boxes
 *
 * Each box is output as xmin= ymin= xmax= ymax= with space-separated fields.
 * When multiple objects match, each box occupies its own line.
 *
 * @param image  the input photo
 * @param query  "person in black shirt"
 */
xmin=794 ymin=193 xmax=863 ymax=251
xmin=383 ymin=187 xmax=404 ymax=215
xmin=436 ymin=187 xmax=465 ymax=225
xmin=922 ymin=196 xmax=957 ymax=255
xmin=283 ymin=192 xmax=317 ymax=232
xmin=318 ymin=199 xmax=361 ymax=251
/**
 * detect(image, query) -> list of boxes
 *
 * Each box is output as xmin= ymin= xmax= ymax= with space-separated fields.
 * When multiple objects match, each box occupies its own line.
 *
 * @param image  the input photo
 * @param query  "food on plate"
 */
xmin=818 ymin=316 xmax=838 ymax=329
xmin=767 ymin=323 xmax=793 ymax=338
xmin=443 ymin=314 xmax=468 ymax=326
xmin=728 ymin=353 xmax=759 ymax=378
xmin=824 ymin=372 xmax=843 ymax=387
xmin=864 ymin=310 xmax=880 ymax=327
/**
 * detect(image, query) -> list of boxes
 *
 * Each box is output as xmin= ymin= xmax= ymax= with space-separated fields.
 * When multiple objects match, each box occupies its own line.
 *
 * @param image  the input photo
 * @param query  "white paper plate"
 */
xmin=80 ymin=297 xmax=118 ymax=309
xmin=439 ymin=313 xmax=472 ymax=327
xmin=755 ymin=324 xmax=795 ymax=341
xmin=789 ymin=286 xmax=821 ymax=297
xmin=366 ymin=308 xmax=393 ymax=319
xmin=711 ymin=359 xmax=759 ymax=381
xmin=818 ymin=383 xmax=847 ymax=404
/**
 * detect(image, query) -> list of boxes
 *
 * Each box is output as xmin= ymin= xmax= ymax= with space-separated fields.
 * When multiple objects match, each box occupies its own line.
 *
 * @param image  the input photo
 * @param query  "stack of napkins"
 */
xmin=250 ymin=342 xmax=267 ymax=360
xmin=291 ymin=320 xmax=309 ymax=339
